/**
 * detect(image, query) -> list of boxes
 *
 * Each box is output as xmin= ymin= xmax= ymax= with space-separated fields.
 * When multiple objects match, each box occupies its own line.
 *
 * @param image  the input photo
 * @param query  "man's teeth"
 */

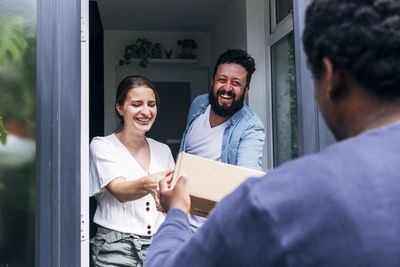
xmin=220 ymin=94 xmax=232 ymax=99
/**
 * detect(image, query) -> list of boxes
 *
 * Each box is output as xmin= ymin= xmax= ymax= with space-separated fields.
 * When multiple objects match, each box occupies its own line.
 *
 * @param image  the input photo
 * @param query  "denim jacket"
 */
xmin=179 ymin=94 xmax=265 ymax=171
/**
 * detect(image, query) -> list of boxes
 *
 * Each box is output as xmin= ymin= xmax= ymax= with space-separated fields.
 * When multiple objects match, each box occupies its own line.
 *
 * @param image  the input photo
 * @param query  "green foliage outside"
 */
xmin=0 ymin=16 xmax=28 ymax=65
xmin=0 ymin=116 xmax=6 ymax=145
xmin=0 ymin=10 xmax=36 ymax=266
xmin=0 ymin=14 xmax=36 ymax=127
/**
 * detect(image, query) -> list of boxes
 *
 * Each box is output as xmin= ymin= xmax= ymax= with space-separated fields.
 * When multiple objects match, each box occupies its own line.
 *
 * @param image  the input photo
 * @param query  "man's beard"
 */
xmin=208 ymin=87 xmax=246 ymax=118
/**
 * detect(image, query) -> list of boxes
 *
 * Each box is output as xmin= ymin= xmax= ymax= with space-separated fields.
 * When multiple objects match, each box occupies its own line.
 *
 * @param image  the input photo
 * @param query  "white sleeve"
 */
xmin=89 ymin=137 xmax=124 ymax=196
xmin=166 ymin=146 xmax=175 ymax=169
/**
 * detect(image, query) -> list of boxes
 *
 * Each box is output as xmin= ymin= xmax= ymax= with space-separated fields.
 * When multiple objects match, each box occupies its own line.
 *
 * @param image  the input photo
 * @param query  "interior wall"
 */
xmin=103 ymin=31 xmax=211 ymax=134
xmin=211 ymin=0 xmax=269 ymax=170
xmin=246 ymin=0 xmax=270 ymax=169
xmin=211 ymin=0 xmax=247 ymax=64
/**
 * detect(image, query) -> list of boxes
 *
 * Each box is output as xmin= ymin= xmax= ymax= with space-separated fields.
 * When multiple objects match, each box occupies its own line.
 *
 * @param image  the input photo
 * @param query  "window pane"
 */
xmin=271 ymin=33 xmax=298 ymax=166
xmin=0 ymin=0 xmax=36 ymax=265
xmin=276 ymin=0 xmax=293 ymax=24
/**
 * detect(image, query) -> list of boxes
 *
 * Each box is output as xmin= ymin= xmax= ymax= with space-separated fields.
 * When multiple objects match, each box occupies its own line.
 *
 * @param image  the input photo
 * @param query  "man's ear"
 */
xmin=322 ymin=57 xmax=346 ymax=99
xmin=244 ymin=86 xmax=250 ymax=96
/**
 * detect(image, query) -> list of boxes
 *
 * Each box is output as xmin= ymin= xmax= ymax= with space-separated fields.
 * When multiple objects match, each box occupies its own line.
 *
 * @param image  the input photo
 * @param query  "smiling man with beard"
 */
xmin=178 ymin=49 xmax=265 ymax=230
xmin=179 ymin=49 xmax=265 ymax=172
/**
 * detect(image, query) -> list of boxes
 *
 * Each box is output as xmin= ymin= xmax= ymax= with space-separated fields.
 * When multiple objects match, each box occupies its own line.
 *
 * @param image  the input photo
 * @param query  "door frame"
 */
xmin=36 ymin=0 xmax=83 ymax=266
xmin=35 ymin=0 xmax=332 ymax=265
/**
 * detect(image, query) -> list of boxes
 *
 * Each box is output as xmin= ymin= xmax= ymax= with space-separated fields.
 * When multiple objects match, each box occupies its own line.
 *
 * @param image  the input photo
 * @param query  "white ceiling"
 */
xmin=95 ymin=0 xmax=232 ymax=32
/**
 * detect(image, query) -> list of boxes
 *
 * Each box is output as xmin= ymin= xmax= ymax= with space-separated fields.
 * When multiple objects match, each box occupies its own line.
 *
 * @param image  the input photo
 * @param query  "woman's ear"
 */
xmin=116 ymin=103 xmax=123 ymax=117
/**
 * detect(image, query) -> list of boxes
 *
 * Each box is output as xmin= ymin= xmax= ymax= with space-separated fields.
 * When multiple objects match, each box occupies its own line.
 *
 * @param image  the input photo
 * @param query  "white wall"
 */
xmin=210 ymin=0 xmax=269 ymax=170
xmin=211 ymin=0 xmax=247 ymax=65
xmin=246 ymin=0 xmax=271 ymax=169
xmin=104 ymin=31 xmax=211 ymax=134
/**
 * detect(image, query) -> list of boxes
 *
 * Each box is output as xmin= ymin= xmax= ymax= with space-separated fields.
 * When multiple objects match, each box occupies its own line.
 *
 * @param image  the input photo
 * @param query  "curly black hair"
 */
xmin=303 ymin=0 xmax=400 ymax=100
xmin=212 ymin=49 xmax=256 ymax=88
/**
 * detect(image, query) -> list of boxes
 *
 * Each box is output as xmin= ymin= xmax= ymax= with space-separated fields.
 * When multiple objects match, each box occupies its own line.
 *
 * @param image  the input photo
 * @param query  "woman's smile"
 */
xmin=117 ymin=86 xmax=158 ymax=134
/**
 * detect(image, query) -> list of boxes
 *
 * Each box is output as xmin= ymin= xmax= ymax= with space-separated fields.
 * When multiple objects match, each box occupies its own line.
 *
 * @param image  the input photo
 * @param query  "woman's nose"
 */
xmin=141 ymin=105 xmax=150 ymax=115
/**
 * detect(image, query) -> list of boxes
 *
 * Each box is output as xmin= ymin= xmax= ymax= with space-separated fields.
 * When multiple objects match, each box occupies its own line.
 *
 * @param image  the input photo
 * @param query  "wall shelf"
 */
xmin=122 ymin=58 xmax=198 ymax=65
xmin=116 ymin=58 xmax=202 ymax=69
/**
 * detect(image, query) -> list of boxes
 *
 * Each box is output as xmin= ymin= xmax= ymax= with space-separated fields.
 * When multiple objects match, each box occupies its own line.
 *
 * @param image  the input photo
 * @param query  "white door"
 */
xmin=81 ymin=0 xmax=90 ymax=266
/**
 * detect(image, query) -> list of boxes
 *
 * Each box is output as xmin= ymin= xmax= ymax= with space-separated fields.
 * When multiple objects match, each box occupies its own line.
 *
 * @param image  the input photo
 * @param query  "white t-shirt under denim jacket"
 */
xmin=89 ymin=134 xmax=175 ymax=236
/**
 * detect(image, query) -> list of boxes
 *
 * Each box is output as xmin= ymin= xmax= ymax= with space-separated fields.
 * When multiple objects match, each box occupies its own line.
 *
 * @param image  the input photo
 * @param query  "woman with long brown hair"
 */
xmin=89 ymin=75 xmax=174 ymax=266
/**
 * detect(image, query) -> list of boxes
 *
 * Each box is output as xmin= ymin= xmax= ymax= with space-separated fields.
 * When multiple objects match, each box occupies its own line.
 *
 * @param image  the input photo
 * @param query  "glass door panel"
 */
xmin=276 ymin=0 xmax=293 ymax=24
xmin=271 ymin=33 xmax=298 ymax=166
xmin=0 ymin=0 xmax=37 ymax=265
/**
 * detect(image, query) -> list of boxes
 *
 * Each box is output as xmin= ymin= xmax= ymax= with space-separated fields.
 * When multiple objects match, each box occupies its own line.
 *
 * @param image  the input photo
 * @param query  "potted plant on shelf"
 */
xmin=119 ymin=38 xmax=153 ymax=67
xmin=151 ymin=42 xmax=162 ymax=58
xmin=177 ymin=39 xmax=197 ymax=59
xmin=163 ymin=48 xmax=174 ymax=59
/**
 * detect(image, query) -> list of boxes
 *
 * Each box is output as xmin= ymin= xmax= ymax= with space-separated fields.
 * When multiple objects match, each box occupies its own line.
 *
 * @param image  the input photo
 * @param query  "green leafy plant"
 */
xmin=0 ymin=16 xmax=29 ymax=66
xmin=177 ymin=39 xmax=197 ymax=58
xmin=164 ymin=48 xmax=173 ymax=59
xmin=119 ymin=38 xmax=153 ymax=67
xmin=0 ymin=116 xmax=7 ymax=145
xmin=151 ymin=42 xmax=162 ymax=58
xmin=177 ymin=39 xmax=197 ymax=49
xmin=153 ymin=42 xmax=161 ymax=49
xmin=0 ymin=11 xmax=36 ymax=265
xmin=0 ymin=14 xmax=36 ymax=142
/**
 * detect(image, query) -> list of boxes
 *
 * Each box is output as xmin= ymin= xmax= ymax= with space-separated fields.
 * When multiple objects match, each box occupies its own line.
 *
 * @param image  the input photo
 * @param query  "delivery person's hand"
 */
xmin=159 ymin=175 xmax=191 ymax=218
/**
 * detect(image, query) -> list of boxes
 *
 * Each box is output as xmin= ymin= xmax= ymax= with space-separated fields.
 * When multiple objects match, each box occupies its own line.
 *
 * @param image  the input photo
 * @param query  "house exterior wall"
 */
xmin=32 ymin=0 xmax=336 ymax=265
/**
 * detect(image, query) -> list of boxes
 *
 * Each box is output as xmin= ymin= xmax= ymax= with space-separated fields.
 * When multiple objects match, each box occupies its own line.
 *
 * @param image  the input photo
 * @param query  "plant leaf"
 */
xmin=0 ymin=116 xmax=7 ymax=146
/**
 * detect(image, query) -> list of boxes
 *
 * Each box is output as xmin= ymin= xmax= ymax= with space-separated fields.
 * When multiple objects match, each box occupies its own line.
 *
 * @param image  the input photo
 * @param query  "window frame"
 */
xmin=265 ymin=0 xmax=333 ymax=165
xmin=270 ymin=32 xmax=297 ymax=166
xmin=269 ymin=0 xmax=294 ymax=36
xmin=265 ymin=0 xmax=296 ymax=167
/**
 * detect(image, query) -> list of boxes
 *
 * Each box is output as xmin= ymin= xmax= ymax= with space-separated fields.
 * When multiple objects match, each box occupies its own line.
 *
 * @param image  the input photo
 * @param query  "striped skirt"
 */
xmin=90 ymin=226 xmax=152 ymax=267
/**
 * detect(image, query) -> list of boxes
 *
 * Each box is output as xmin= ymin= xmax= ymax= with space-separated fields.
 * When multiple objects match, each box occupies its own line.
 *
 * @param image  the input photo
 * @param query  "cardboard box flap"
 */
xmin=172 ymin=152 xmax=265 ymax=203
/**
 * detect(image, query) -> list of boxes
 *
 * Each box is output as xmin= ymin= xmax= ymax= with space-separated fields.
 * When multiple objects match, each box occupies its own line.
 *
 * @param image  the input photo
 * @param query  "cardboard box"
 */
xmin=171 ymin=152 xmax=266 ymax=217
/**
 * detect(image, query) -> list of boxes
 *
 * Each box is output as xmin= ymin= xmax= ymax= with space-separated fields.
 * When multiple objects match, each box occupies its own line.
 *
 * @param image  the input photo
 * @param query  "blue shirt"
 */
xmin=179 ymin=94 xmax=265 ymax=171
xmin=146 ymin=123 xmax=400 ymax=267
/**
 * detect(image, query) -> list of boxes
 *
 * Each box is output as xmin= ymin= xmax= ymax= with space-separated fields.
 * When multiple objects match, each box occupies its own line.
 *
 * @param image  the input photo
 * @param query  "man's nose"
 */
xmin=223 ymin=81 xmax=233 ymax=91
